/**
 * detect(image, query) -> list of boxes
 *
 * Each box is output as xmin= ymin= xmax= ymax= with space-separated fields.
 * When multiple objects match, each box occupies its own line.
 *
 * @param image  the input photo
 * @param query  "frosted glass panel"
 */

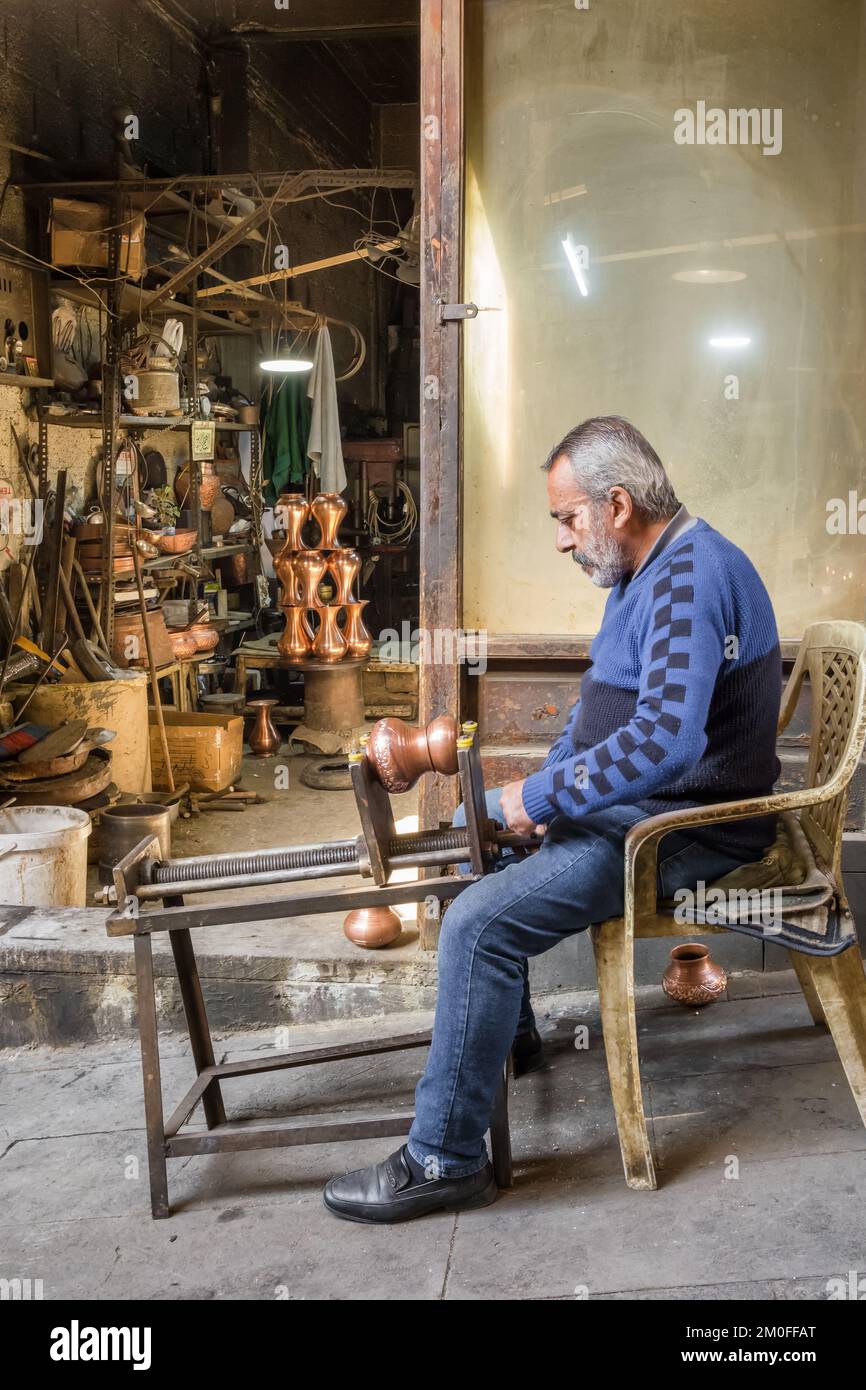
xmin=463 ymin=0 xmax=866 ymax=637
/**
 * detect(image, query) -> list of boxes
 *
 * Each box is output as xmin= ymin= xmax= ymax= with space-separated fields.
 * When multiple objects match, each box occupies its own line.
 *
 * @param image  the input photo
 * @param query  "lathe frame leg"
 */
xmin=169 ymin=913 xmax=226 ymax=1130
xmin=134 ymin=932 xmax=170 ymax=1219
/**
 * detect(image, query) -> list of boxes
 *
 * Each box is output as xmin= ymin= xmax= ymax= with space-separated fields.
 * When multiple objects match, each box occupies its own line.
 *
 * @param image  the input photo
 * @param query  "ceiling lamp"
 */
xmin=259 ymin=357 xmax=314 ymax=373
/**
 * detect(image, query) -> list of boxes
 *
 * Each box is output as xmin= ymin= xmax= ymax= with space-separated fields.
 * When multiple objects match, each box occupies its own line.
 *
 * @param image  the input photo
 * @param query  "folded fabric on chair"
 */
xmin=658 ymin=812 xmax=857 ymax=955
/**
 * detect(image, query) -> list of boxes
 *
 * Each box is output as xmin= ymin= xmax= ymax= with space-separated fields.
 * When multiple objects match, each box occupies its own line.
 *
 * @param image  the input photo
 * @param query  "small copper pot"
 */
xmin=344 ymin=906 xmax=403 ymax=949
xmin=279 ymin=606 xmax=314 ymax=661
xmin=312 ymin=605 xmax=347 ymax=662
xmin=293 ymin=550 xmax=326 ymax=608
xmin=275 ymin=493 xmax=309 ymax=552
xmin=328 ymin=548 xmax=360 ymax=605
xmin=366 ymin=714 xmax=459 ymax=793
xmin=311 ymin=492 xmax=347 ymax=550
xmin=662 ymin=943 xmax=727 ymax=1007
xmin=248 ymin=697 xmax=281 ymax=756
xmin=343 ymin=599 xmax=372 ymax=657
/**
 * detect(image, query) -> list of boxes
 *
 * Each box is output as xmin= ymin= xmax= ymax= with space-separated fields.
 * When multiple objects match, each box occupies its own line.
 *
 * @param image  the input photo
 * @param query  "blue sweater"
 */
xmin=521 ymin=518 xmax=782 ymax=857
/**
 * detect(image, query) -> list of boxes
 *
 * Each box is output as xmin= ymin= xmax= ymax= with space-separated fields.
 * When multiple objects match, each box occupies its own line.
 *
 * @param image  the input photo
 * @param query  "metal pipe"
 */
xmin=135 ymin=858 xmax=361 ymax=901
xmin=152 ymin=837 xmax=360 ymax=884
xmin=387 ymin=848 xmax=471 ymax=870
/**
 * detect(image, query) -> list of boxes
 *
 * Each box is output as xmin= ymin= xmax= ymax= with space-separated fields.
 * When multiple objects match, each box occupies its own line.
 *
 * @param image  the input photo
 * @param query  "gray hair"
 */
xmin=542 ymin=416 xmax=680 ymax=523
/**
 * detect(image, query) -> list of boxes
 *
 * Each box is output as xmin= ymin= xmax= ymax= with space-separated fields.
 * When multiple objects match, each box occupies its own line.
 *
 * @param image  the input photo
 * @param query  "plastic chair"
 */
xmin=590 ymin=621 xmax=866 ymax=1190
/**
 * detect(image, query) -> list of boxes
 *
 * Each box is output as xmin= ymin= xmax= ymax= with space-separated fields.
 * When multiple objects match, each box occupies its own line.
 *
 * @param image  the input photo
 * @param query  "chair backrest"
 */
xmin=780 ymin=621 xmax=866 ymax=877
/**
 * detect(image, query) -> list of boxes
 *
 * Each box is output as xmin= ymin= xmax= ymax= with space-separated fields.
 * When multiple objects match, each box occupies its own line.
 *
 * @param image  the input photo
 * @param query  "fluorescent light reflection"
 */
xmin=562 ymin=236 xmax=589 ymax=296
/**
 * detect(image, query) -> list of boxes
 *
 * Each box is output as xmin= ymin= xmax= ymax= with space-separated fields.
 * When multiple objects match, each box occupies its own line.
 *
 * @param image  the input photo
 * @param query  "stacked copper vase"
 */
xmin=274 ymin=492 xmax=372 ymax=663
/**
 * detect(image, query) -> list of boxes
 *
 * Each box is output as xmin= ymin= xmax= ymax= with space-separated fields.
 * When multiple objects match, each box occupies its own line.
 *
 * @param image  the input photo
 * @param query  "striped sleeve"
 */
xmin=521 ymin=543 xmax=726 ymax=825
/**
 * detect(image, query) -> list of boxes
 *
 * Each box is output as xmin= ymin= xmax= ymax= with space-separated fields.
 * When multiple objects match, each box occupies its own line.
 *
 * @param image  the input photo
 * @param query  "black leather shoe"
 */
xmin=511 ymin=1025 xmax=545 ymax=1078
xmin=323 ymin=1145 xmax=498 ymax=1224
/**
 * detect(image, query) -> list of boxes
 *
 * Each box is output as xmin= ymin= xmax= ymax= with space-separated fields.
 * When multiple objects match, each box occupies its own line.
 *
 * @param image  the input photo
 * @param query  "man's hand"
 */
xmin=499 ymin=779 xmax=545 ymax=837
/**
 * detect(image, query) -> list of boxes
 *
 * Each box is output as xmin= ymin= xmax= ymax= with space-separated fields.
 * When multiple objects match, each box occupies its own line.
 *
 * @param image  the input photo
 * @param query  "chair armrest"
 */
xmin=622 ymin=781 xmax=843 ymax=927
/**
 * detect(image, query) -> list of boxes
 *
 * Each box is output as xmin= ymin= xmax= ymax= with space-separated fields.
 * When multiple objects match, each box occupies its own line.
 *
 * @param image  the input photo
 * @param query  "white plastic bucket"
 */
xmin=0 ymin=806 xmax=92 ymax=908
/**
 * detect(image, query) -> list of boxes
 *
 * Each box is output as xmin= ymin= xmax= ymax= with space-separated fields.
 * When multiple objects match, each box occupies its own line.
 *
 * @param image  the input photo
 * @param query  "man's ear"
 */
xmin=608 ymin=486 xmax=634 ymax=530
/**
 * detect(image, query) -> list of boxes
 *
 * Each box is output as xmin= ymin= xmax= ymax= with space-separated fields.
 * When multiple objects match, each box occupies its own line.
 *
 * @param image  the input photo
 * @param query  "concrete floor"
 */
xmin=2 ymin=971 xmax=865 ymax=1300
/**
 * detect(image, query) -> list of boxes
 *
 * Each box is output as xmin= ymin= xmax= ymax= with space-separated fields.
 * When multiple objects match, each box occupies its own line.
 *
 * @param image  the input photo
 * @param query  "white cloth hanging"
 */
xmin=306 ymin=325 xmax=347 ymax=494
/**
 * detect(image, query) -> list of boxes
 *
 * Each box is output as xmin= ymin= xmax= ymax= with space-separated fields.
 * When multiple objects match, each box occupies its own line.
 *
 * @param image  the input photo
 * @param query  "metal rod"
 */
xmin=18 ymin=168 xmax=418 ymax=194
xmin=14 ymin=635 xmax=69 ymax=722
xmin=152 ymin=837 xmax=360 ymax=882
xmin=135 ymin=858 xmax=362 ymax=900
xmin=71 ymin=556 xmax=111 ymax=654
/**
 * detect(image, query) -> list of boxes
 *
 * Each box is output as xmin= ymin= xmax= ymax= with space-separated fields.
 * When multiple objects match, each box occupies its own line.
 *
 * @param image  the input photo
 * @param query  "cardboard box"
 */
xmin=50 ymin=198 xmax=146 ymax=280
xmin=148 ymin=710 xmax=243 ymax=793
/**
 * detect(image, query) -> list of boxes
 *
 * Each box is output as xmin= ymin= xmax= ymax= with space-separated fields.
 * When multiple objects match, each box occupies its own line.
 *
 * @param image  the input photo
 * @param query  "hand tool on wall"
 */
xmin=0 ymin=543 xmax=39 ymax=696
xmin=39 ymin=468 xmax=66 ymax=653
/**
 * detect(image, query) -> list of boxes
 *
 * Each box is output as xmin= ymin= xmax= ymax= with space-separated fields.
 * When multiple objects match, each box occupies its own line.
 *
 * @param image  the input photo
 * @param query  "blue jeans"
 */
xmin=406 ymin=791 xmax=749 ymax=1178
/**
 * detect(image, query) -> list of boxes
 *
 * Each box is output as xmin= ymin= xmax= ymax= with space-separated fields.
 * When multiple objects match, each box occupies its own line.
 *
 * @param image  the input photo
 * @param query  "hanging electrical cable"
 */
xmin=366 ymin=480 xmax=418 ymax=547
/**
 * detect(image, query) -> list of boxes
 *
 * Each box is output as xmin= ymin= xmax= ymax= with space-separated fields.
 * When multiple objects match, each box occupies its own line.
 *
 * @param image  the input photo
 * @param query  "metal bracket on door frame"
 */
xmin=437 ymin=300 xmax=478 ymax=322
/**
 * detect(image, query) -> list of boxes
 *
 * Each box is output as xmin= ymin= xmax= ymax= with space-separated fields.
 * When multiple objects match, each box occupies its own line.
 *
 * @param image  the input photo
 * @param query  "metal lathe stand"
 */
xmin=106 ymin=722 xmax=530 ymax=1218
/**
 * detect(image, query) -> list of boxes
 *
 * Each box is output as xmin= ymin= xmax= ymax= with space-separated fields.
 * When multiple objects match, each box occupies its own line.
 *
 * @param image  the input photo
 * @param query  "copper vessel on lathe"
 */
xmin=366 ymin=714 xmax=460 ymax=793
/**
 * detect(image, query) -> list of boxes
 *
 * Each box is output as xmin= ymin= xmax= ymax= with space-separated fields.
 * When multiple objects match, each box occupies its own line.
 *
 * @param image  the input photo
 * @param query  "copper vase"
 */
xmin=662 ymin=943 xmax=727 ymax=1007
xmin=311 ymin=492 xmax=347 ymax=550
xmin=274 ymin=543 xmax=299 ymax=604
xmin=275 ymin=492 xmax=309 ymax=551
xmin=328 ymin=548 xmax=361 ymax=605
xmin=312 ymin=606 xmax=347 ymax=663
xmin=344 ymin=599 xmax=372 ymax=657
xmin=248 ymin=697 xmax=281 ymax=756
xmin=279 ymin=606 xmax=314 ymax=661
xmin=292 ymin=550 xmax=326 ymax=608
xmin=366 ymin=714 xmax=459 ymax=793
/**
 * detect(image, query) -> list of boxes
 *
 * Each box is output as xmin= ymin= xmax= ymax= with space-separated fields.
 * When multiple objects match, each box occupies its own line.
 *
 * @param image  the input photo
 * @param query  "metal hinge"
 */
xmin=438 ymin=301 xmax=478 ymax=322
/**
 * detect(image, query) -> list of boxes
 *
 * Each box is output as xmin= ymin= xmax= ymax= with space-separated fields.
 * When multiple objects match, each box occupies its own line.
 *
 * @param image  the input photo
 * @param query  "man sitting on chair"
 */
xmin=323 ymin=415 xmax=782 ymax=1224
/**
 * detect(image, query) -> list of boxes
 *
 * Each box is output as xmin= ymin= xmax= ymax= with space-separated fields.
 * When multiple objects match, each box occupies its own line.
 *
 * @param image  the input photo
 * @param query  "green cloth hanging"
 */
xmin=261 ymin=374 xmax=312 ymax=505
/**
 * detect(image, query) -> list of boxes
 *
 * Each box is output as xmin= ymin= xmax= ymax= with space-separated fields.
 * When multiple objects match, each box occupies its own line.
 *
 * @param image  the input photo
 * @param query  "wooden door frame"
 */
xmin=419 ymin=0 xmax=464 ymax=840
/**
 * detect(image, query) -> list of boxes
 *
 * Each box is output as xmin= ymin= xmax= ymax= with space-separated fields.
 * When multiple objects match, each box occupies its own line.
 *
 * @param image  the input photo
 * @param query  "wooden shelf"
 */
xmin=43 ymin=412 xmax=194 ymax=430
xmin=200 ymin=542 xmax=256 ymax=559
xmin=40 ymin=412 xmax=253 ymax=433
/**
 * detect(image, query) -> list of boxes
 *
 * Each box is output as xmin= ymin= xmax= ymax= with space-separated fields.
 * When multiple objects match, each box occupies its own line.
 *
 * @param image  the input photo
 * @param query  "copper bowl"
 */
xmin=188 ymin=623 xmax=220 ymax=653
xmin=155 ymin=530 xmax=198 ymax=556
xmin=169 ymin=632 xmax=198 ymax=660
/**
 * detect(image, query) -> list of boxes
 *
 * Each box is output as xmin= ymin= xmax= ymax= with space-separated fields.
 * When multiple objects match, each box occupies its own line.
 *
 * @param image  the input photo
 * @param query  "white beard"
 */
xmin=571 ymin=529 xmax=630 ymax=588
